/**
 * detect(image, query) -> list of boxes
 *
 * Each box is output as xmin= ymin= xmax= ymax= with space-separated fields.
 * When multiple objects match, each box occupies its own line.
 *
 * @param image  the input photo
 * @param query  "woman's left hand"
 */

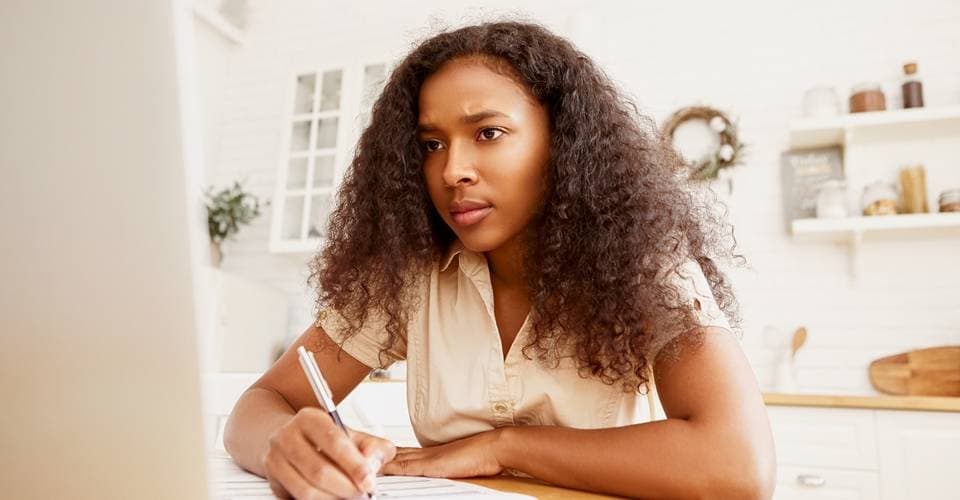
xmin=380 ymin=429 xmax=505 ymax=478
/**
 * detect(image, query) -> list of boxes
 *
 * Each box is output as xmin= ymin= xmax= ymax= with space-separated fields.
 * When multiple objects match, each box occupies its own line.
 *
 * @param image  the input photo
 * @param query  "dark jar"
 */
xmin=902 ymin=62 xmax=924 ymax=109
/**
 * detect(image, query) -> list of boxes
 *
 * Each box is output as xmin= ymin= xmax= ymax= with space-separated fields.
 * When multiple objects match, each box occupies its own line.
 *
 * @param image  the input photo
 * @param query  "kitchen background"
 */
xmin=192 ymin=1 xmax=960 ymax=498
xmin=194 ymin=0 xmax=959 ymax=393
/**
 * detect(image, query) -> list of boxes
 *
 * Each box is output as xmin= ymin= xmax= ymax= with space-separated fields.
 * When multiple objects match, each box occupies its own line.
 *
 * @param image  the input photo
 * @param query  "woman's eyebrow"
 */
xmin=417 ymin=109 xmax=510 ymax=133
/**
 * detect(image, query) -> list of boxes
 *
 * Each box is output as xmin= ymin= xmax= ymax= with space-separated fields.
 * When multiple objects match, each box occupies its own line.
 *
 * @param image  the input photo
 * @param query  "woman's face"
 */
xmin=418 ymin=58 xmax=551 ymax=254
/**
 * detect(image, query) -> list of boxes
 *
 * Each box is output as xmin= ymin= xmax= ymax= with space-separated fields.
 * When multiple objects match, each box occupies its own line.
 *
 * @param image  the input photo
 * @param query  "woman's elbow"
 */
xmin=730 ymin=465 xmax=776 ymax=500
xmin=221 ymin=411 xmax=242 ymax=459
xmin=703 ymin=440 xmax=777 ymax=499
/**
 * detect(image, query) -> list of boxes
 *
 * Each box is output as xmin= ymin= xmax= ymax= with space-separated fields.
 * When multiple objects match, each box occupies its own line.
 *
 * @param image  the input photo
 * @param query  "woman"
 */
xmin=225 ymin=20 xmax=776 ymax=499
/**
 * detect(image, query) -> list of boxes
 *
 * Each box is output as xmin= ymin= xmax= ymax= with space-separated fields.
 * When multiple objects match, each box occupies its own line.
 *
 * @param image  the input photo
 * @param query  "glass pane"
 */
xmin=318 ymin=70 xmax=342 ymax=111
xmin=316 ymin=118 xmax=338 ymax=148
xmin=281 ymin=195 xmax=304 ymax=239
xmin=313 ymin=155 xmax=335 ymax=188
xmin=361 ymin=64 xmax=387 ymax=109
xmin=293 ymin=73 xmax=316 ymax=114
xmin=286 ymin=158 xmax=308 ymax=189
xmin=308 ymin=193 xmax=333 ymax=238
xmin=290 ymin=120 xmax=312 ymax=152
xmin=357 ymin=113 xmax=372 ymax=134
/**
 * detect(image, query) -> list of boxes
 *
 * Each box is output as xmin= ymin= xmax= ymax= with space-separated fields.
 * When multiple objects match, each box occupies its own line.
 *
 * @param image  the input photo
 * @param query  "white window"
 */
xmin=270 ymin=61 xmax=392 ymax=253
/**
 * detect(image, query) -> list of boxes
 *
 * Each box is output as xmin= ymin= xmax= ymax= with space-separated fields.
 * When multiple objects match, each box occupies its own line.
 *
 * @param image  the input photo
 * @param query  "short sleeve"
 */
xmin=672 ymin=260 xmax=731 ymax=331
xmin=315 ymin=306 xmax=407 ymax=369
xmin=650 ymin=260 xmax=732 ymax=362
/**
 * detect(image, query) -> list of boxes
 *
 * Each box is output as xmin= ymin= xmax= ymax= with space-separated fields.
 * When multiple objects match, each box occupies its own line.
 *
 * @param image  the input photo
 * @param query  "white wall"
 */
xmin=195 ymin=0 xmax=960 ymax=393
xmin=192 ymin=12 xmax=235 ymax=185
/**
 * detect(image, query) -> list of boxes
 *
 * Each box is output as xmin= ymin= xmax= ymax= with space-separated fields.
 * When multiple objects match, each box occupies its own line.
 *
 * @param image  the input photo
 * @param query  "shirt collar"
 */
xmin=440 ymin=239 xmax=466 ymax=272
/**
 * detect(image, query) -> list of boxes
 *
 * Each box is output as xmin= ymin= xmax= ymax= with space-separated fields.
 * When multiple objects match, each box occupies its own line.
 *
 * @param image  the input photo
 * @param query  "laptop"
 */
xmin=1 ymin=1 xmax=211 ymax=498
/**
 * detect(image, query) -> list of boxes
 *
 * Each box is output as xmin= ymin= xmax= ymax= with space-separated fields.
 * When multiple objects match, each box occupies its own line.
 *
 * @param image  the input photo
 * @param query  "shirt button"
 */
xmin=493 ymin=403 xmax=508 ymax=413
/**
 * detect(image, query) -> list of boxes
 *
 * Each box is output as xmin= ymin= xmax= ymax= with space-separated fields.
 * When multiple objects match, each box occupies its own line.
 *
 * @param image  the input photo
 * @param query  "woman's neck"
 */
xmin=484 ymin=237 xmax=526 ymax=289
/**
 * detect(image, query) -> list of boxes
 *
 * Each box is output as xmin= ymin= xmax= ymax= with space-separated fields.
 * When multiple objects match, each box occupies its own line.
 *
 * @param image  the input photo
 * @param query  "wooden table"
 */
xmin=463 ymin=476 xmax=623 ymax=499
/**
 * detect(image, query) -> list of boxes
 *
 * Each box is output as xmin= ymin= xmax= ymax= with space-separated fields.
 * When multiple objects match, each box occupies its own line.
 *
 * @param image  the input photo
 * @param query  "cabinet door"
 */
xmin=767 ymin=406 xmax=878 ymax=470
xmin=876 ymin=410 xmax=960 ymax=500
xmin=774 ymin=466 xmax=879 ymax=500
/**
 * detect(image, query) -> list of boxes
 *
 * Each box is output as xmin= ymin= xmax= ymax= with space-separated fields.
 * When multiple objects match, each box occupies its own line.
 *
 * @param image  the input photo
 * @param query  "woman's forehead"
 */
xmin=418 ymin=59 xmax=540 ymax=128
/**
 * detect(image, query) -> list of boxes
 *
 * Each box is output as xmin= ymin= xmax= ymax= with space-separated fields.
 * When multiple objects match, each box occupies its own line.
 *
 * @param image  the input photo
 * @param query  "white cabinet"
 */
xmin=875 ymin=410 xmax=960 ymax=500
xmin=768 ymin=406 xmax=880 ymax=500
xmin=200 ymin=268 xmax=288 ymax=372
xmin=768 ymin=405 xmax=960 ymax=500
xmin=768 ymin=407 xmax=878 ymax=470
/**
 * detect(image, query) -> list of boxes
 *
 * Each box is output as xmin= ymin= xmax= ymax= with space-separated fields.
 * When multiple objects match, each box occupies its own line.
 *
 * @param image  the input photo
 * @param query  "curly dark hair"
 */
xmin=309 ymin=20 xmax=743 ymax=392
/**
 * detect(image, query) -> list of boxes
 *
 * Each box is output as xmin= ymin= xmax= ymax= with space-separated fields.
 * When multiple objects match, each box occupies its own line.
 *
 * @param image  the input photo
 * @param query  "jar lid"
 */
xmin=862 ymin=181 xmax=898 ymax=207
xmin=939 ymin=188 xmax=960 ymax=204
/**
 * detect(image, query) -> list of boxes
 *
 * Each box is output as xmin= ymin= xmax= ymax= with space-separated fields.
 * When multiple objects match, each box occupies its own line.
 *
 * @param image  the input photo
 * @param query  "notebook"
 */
xmin=209 ymin=450 xmax=534 ymax=500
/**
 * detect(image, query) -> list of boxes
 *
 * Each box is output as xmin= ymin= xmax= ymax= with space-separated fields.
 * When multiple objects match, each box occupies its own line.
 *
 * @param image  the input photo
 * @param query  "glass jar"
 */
xmin=816 ymin=180 xmax=848 ymax=219
xmin=901 ymin=62 xmax=924 ymax=109
xmin=899 ymin=165 xmax=929 ymax=214
xmin=802 ymin=86 xmax=841 ymax=118
xmin=849 ymin=82 xmax=886 ymax=113
xmin=862 ymin=181 xmax=898 ymax=216
xmin=939 ymin=188 xmax=960 ymax=213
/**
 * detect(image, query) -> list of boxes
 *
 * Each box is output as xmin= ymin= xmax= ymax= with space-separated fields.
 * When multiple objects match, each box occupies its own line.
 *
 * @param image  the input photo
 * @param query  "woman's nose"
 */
xmin=441 ymin=143 xmax=478 ymax=187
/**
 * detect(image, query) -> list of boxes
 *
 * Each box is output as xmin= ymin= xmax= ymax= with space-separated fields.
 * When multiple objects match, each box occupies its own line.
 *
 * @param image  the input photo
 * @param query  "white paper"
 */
xmin=208 ymin=451 xmax=534 ymax=500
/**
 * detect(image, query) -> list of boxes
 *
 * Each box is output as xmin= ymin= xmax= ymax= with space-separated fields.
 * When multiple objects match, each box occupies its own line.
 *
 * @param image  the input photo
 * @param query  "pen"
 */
xmin=297 ymin=345 xmax=377 ymax=499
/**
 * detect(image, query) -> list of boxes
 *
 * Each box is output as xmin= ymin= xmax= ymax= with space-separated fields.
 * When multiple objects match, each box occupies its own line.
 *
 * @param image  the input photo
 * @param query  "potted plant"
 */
xmin=204 ymin=181 xmax=266 ymax=267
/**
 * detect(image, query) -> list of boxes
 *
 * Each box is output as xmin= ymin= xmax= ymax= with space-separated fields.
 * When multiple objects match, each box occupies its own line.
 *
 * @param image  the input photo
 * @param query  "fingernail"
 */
xmin=362 ymin=473 xmax=377 ymax=493
xmin=362 ymin=452 xmax=384 ymax=494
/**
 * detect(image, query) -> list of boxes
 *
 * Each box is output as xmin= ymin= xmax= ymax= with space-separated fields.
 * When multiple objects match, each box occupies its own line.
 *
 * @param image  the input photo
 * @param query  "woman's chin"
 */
xmin=453 ymin=230 xmax=508 ymax=254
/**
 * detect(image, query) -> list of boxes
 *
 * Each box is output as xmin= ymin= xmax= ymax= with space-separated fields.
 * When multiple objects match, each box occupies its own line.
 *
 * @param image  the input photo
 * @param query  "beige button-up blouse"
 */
xmin=319 ymin=240 xmax=730 ymax=447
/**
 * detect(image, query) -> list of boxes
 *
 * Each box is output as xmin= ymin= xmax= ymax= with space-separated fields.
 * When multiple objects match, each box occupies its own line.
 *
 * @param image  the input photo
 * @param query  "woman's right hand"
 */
xmin=263 ymin=407 xmax=397 ymax=499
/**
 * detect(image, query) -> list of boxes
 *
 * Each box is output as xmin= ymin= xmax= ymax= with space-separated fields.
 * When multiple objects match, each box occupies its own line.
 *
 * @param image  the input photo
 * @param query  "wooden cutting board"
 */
xmin=869 ymin=346 xmax=960 ymax=396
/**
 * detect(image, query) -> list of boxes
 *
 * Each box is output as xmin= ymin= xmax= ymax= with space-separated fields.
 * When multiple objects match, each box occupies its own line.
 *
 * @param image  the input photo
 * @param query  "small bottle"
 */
xmin=902 ymin=62 xmax=924 ymax=109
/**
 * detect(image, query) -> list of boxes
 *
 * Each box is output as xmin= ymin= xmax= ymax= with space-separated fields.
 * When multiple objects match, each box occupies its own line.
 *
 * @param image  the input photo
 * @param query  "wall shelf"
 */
xmin=791 ymin=213 xmax=960 ymax=278
xmin=789 ymin=105 xmax=960 ymax=148
xmin=787 ymin=104 xmax=960 ymax=279
xmin=792 ymin=213 xmax=960 ymax=240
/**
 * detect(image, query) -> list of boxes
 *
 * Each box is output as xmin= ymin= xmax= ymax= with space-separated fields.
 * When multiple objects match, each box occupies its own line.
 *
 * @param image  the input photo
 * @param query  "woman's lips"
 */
xmin=450 ymin=206 xmax=493 ymax=227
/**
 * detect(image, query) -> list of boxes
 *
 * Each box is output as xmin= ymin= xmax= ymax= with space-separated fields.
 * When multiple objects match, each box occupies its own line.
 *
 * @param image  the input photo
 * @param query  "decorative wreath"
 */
xmin=661 ymin=106 xmax=746 ymax=181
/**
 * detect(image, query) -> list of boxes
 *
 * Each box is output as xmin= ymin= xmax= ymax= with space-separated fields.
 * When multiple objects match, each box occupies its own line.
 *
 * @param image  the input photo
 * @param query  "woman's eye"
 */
xmin=478 ymin=128 xmax=504 ymax=141
xmin=423 ymin=140 xmax=443 ymax=152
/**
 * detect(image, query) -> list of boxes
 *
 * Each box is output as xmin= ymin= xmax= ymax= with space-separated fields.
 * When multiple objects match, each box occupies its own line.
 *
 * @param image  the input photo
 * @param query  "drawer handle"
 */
xmin=796 ymin=474 xmax=826 ymax=487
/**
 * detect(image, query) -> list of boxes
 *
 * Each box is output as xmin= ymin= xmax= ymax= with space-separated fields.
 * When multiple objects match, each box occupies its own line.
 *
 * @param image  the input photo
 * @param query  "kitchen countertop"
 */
xmin=763 ymin=392 xmax=960 ymax=412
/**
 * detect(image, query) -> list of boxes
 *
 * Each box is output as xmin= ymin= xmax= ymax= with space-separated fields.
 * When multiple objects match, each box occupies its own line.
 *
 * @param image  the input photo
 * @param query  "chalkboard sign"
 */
xmin=780 ymin=146 xmax=844 ymax=230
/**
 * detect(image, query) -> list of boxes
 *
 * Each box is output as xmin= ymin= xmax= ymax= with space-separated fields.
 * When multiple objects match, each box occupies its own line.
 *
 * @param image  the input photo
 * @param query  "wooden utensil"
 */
xmin=790 ymin=327 xmax=807 ymax=360
xmin=869 ymin=346 xmax=960 ymax=397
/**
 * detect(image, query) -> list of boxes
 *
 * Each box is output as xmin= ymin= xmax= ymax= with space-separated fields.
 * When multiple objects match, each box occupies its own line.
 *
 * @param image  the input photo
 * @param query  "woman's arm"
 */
xmin=386 ymin=327 xmax=777 ymax=499
xmin=223 ymin=323 xmax=370 ymax=475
